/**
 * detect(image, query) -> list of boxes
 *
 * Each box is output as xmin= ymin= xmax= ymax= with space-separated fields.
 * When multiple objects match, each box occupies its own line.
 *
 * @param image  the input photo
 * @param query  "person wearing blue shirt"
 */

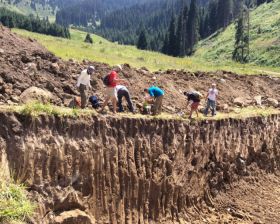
xmin=144 ymin=86 xmax=164 ymax=115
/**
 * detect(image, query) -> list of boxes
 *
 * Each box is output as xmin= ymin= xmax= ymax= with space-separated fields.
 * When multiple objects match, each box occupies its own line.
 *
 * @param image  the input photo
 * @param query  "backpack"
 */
xmin=89 ymin=95 xmax=100 ymax=109
xmin=190 ymin=91 xmax=202 ymax=101
xmin=103 ymin=74 xmax=111 ymax=86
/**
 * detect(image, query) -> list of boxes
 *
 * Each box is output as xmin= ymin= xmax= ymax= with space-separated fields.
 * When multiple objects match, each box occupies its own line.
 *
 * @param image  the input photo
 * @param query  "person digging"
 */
xmin=144 ymin=86 xmax=164 ymax=116
xmin=101 ymin=65 xmax=128 ymax=114
xmin=184 ymin=91 xmax=202 ymax=119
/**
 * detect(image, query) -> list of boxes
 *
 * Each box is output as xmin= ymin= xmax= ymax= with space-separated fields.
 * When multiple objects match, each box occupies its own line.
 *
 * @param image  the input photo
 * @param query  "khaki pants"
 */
xmin=79 ymin=84 xmax=87 ymax=109
xmin=152 ymin=95 xmax=163 ymax=115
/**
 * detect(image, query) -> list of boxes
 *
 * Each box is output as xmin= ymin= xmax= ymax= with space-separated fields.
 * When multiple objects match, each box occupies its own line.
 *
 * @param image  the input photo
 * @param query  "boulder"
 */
xmin=53 ymin=209 xmax=95 ymax=224
xmin=20 ymin=86 xmax=54 ymax=104
xmin=254 ymin=95 xmax=262 ymax=106
xmin=0 ymin=48 xmax=4 ymax=54
xmin=233 ymin=97 xmax=246 ymax=107
xmin=266 ymin=98 xmax=278 ymax=107
xmin=233 ymin=97 xmax=252 ymax=107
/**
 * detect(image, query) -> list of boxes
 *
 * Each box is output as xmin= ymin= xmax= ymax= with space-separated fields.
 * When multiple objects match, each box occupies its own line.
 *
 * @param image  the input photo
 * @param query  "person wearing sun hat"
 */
xmin=77 ymin=65 xmax=95 ymax=109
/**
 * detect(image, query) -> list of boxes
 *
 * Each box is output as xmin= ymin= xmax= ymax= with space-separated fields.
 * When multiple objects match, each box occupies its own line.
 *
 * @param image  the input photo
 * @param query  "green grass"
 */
xmin=195 ymin=1 xmax=280 ymax=69
xmin=1 ymin=103 xmax=278 ymax=121
xmin=0 ymin=178 xmax=35 ymax=223
xmin=13 ymin=28 xmax=280 ymax=76
xmin=19 ymin=102 xmax=97 ymax=117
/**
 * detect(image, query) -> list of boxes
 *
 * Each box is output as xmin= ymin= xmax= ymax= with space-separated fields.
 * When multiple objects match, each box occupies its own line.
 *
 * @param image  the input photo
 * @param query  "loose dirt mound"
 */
xmin=0 ymin=25 xmax=280 ymax=113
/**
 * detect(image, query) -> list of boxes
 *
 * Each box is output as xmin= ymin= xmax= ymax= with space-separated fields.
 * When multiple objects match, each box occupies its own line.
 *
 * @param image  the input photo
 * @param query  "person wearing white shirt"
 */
xmin=116 ymin=85 xmax=134 ymax=113
xmin=204 ymin=83 xmax=218 ymax=116
xmin=77 ymin=66 xmax=95 ymax=108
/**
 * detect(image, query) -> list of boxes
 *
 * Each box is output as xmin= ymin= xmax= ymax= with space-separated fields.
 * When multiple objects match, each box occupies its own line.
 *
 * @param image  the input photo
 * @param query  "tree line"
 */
xmin=0 ymin=7 xmax=70 ymax=38
xmin=152 ymin=0 xmax=273 ymax=57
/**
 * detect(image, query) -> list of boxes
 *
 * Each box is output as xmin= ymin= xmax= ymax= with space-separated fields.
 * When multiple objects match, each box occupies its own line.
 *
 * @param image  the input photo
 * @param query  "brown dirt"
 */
xmin=0 ymin=25 xmax=279 ymax=113
xmin=0 ymin=112 xmax=279 ymax=224
xmin=0 ymin=25 xmax=280 ymax=224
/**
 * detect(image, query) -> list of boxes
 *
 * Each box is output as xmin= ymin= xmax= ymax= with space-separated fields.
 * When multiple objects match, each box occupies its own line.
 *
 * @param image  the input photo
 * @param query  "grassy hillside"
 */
xmin=14 ymin=28 xmax=280 ymax=75
xmin=195 ymin=1 xmax=280 ymax=67
xmin=0 ymin=0 xmax=55 ymax=19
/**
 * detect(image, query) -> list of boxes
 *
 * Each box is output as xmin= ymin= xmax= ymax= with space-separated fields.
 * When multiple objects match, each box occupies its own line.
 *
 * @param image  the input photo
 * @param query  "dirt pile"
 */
xmin=0 ymin=112 xmax=279 ymax=223
xmin=0 ymin=25 xmax=280 ymax=113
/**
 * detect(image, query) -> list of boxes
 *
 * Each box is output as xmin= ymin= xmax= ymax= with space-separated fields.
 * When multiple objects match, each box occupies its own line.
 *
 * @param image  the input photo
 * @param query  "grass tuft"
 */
xmin=20 ymin=102 xmax=96 ymax=117
xmin=0 ymin=178 xmax=35 ymax=223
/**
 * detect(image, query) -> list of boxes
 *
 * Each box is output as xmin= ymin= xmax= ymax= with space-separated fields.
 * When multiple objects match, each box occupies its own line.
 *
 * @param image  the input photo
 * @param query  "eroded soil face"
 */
xmin=0 ymin=113 xmax=279 ymax=223
xmin=0 ymin=25 xmax=279 ymax=113
xmin=189 ymin=170 xmax=280 ymax=224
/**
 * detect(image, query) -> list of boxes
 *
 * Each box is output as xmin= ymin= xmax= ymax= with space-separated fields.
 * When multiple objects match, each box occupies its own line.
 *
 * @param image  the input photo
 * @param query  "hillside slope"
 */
xmin=1 ymin=25 xmax=279 ymax=113
xmin=195 ymin=1 xmax=280 ymax=67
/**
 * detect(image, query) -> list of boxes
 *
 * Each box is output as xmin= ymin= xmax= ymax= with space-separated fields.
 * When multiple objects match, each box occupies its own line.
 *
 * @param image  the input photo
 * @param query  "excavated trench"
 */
xmin=0 ymin=112 xmax=279 ymax=224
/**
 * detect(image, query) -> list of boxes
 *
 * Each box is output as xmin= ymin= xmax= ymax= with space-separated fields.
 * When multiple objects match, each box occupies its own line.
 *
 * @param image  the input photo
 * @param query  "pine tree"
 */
xmin=137 ymin=30 xmax=148 ymax=50
xmin=217 ymin=0 xmax=233 ymax=29
xmin=186 ymin=0 xmax=199 ymax=55
xmin=161 ymin=34 xmax=169 ymax=54
xmin=167 ymin=16 xmax=177 ymax=56
xmin=84 ymin=33 xmax=93 ymax=44
xmin=175 ymin=11 xmax=184 ymax=57
xmin=208 ymin=0 xmax=217 ymax=34
xmin=232 ymin=10 xmax=249 ymax=63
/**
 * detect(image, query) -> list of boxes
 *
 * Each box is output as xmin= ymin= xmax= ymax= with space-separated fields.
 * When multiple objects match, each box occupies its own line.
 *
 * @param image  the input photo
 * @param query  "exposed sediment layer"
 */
xmin=0 ymin=112 xmax=279 ymax=223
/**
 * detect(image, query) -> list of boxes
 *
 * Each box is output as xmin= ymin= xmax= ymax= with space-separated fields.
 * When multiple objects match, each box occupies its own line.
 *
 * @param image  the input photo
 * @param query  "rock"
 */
xmin=0 ymin=48 xmax=4 ymax=54
xmin=54 ymin=191 xmax=86 ymax=212
xmin=11 ymin=95 xmax=20 ymax=103
xmin=53 ymin=209 xmax=95 ymax=224
xmin=222 ymin=104 xmax=230 ymax=112
xmin=233 ymin=97 xmax=246 ymax=107
xmin=266 ymin=98 xmax=278 ymax=107
xmin=21 ymin=55 xmax=33 ymax=63
xmin=220 ymin=78 xmax=226 ymax=83
xmin=20 ymin=86 xmax=54 ymax=104
xmin=50 ymin=63 xmax=60 ymax=73
xmin=254 ymin=95 xmax=262 ymax=106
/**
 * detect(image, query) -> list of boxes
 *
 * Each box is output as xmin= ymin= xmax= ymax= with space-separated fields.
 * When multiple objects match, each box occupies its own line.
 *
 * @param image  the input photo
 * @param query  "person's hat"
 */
xmin=115 ymin=64 xmax=122 ymax=71
xmin=87 ymin=66 xmax=95 ymax=74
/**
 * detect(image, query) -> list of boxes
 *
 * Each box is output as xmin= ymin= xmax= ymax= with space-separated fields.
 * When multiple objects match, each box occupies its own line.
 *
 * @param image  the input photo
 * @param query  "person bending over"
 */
xmin=144 ymin=86 xmax=164 ymax=115
xmin=101 ymin=65 xmax=127 ymax=114
xmin=116 ymin=85 xmax=134 ymax=113
xmin=184 ymin=91 xmax=201 ymax=119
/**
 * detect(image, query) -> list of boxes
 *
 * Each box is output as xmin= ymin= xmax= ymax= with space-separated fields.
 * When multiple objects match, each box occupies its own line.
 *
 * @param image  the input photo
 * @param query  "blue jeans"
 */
xmin=204 ymin=99 xmax=216 ymax=116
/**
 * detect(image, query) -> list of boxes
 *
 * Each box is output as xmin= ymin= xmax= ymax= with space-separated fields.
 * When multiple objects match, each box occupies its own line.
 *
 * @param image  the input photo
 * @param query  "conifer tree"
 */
xmin=217 ymin=0 xmax=233 ymax=29
xmin=137 ymin=30 xmax=148 ymax=50
xmin=186 ymin=0 xmax=199 ymax=55
xmin=167 ymin=16 xmax=177 ymax=56
xmin=232 ymin=10 xmax=249 ymax=63
xmin=175 ymin=11 xmax=184 ymax=57
xmin=84 ymin=33 xmax=93 ymax=44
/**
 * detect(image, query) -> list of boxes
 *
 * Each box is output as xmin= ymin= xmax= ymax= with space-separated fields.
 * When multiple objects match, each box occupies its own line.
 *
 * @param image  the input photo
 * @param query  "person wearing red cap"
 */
xmin=101 ymin=65 xmax=127 ymax=113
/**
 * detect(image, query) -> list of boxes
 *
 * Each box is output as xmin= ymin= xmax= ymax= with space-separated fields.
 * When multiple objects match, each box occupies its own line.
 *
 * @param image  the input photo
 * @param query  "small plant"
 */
xmin=0 ymin=178 xmax=35 ymax=223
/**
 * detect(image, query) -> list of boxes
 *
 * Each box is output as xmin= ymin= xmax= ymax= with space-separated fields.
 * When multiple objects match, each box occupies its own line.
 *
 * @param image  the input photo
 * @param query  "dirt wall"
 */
xmin=0 ymin=113 xmax=279 ymax=223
